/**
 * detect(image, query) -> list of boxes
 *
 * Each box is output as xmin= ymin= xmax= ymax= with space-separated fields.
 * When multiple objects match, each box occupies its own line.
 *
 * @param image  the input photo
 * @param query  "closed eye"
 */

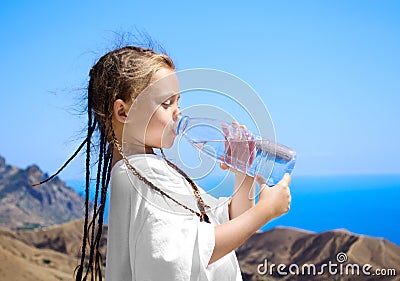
xmin=162 ymin=100 xmax=172 ymax=108
xmin=162 ymin=94 xmax=180 ymax=108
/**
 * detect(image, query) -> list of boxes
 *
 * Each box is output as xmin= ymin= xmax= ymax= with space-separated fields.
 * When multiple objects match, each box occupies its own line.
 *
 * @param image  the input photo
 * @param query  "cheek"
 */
xmin=145 ymin=114 xmax=167 ymax=140
xmin=151 ymin=111 xmax=170 ymax=129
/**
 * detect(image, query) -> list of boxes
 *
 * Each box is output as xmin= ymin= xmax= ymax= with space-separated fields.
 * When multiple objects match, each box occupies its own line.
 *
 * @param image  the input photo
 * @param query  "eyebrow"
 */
xmin=160 ymin=93 xmax=180 ymax=103
xmin=169 ymin=93 xmax=180 ymax=100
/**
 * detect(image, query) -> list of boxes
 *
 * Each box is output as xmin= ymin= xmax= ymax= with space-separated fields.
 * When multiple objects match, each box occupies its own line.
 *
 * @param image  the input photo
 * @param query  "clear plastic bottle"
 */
xmin=176 ymin=115 xmax=296 ymax=186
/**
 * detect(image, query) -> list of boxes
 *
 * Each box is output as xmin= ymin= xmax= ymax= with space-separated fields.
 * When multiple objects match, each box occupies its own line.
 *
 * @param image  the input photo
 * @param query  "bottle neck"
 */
xmin=176 ymin=115 xmax=189 ymax=135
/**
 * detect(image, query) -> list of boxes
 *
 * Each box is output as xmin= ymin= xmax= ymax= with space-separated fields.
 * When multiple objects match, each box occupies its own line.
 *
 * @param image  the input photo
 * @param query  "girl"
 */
xmin=37 ymin=44 xmax=291 ymax=280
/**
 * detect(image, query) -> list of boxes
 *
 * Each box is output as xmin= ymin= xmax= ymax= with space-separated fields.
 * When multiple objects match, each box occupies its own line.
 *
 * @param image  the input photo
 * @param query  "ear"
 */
xmin=113 ymin=99 xmax=130 ymax=124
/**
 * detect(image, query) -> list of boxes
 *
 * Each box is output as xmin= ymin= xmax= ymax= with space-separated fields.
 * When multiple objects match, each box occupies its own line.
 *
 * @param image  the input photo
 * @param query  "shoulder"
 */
xmin=109 ymin=155 xmax=159 ymax=200
xmin=111 ymin=154 xmax=168 ymax=183
xmin=113 ymin=154 xmax=176 ymax=177
xmin=110 ymin=153 xmax=186 ymax=200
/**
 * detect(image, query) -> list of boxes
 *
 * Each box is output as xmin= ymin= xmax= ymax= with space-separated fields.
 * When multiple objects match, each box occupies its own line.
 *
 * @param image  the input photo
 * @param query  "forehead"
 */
xmin=146 ymin=68 xmax=180 ymax=101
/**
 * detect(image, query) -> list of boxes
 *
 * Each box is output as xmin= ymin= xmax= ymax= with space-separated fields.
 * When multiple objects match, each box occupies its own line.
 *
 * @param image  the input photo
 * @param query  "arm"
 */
xmin=209 ymin=173 xmax=291 ymax=265
xmin=228 ymin=172 xmax=255 ymax=219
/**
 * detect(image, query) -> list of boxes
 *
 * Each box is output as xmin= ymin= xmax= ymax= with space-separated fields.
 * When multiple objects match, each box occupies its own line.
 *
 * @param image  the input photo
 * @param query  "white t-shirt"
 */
xmin=105 ymin=154 xmax=243 ymax=281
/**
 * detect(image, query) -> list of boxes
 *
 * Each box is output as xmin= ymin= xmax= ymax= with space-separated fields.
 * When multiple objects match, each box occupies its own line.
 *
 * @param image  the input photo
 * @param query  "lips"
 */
xmin=171 ymin=120 xmax=179 ymax=136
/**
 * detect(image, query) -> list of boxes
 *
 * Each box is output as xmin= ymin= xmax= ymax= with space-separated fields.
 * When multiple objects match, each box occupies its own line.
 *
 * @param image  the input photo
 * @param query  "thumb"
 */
xmin=278 ymin=173 xmax=291 ymax=186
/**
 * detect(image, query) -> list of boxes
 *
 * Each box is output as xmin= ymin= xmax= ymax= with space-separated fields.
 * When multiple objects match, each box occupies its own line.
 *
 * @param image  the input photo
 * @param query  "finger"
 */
xmin=221 ymin=122 xmax=231 ymax=155
xmin=249 ymin=146 xmax=256 ymax=164
xmin=279 ymin=173 xmax=291 ymax=186
xmin=237 ymin=127 xmax=255 ymax=165
xmin=231 ymin=122 xmax=242 ymax=141
xmin=219 ymin=154 xmax=230 ymax=168
xmin=248 ymin=132 xmax=256 ymax=162
xmin=221 ymin=122 xmax=231 ymax=138
xmin=255 ymin=174 xmax=267 ymax=186
xmin=284 ymin=173 xmax=291 ymax=184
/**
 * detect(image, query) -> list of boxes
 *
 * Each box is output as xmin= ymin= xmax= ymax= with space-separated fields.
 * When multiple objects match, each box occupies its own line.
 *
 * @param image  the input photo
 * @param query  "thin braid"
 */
xmin=94 ymin=146 xmax=112 ymax=280
xmin=75 ymin=111 xmax=96 ymax=281
xmin=31 ymin=127 xmax=94 ymax=187
xmin=160 ymin=149 xmax=211 ymax=223
xmin=85 ymin=130 xmax=105 ymax=280
xmin=86 ymin=96 xmax=112 ymax=280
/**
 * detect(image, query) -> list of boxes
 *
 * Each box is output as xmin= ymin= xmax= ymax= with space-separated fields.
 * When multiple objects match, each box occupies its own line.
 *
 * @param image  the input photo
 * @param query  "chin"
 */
xmin=162 ymin=141 xmax=174 ymax=149
xmin=161 ymin=136 xmax=176 ymax=149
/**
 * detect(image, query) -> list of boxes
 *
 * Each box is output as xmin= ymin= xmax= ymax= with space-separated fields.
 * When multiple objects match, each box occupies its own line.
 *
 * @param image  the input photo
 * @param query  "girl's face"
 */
xmin=124 ymin=68 xmax=181 ymax=151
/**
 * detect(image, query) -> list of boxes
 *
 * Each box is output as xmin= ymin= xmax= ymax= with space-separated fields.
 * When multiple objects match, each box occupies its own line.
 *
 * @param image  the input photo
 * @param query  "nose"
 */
xmin=173 ymin=107 xmax=182 ymax=122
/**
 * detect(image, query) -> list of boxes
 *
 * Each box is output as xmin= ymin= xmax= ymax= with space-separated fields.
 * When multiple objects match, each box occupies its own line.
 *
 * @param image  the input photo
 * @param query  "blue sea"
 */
xmin=67 ymin=174 xmax=400 ymax=246
xmin=259 ymin=175 xmax=400 ymax=246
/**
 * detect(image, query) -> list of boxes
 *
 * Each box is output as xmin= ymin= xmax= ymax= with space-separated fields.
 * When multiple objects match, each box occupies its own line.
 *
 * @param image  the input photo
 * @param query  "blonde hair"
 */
xmin=89 ymin=46 xmax=175 ymax=142
xmin=33 ymin=44 xmax=176 ymax=281
xmin=82 ymin=46 xmax=174 ymax=280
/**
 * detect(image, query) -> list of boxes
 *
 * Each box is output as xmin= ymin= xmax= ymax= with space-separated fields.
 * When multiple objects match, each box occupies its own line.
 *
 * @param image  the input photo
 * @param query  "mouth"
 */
xmin=171 ymin=122 xmax=179 ymax=136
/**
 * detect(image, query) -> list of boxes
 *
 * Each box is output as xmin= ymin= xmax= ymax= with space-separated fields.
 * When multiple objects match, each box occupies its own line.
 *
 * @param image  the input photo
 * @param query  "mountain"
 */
xmin=0 ymin=226 xmax=78 ymax=281
xmin=0 ymin=219 xmax=107 ymax=281
xmin=237 ymin=227 xmax=400 ymax=281
xmin=0 ymin=155 xmax=86 ymax=229
xmin=15 ymin=219 xmax=108 ymax=259
xmin=0 ymin=220 xmax=399 ymax=281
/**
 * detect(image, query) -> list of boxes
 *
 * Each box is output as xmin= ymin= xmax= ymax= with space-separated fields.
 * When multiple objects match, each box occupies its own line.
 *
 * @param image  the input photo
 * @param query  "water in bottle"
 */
xmin=176 ymin=115 xmax=296 ymax=186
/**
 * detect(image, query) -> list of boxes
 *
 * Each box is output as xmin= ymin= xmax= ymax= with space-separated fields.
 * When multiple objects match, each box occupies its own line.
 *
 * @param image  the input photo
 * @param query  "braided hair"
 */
xmin=35 ymin=45 xmax=175 ymax=280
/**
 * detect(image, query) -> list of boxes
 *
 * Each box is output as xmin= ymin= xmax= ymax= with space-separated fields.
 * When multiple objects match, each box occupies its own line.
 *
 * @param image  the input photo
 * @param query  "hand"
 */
xmin=257 ymin=173 xmax=291 ymax=219
xmin=220 ymin=122 xmax=257 ymax=175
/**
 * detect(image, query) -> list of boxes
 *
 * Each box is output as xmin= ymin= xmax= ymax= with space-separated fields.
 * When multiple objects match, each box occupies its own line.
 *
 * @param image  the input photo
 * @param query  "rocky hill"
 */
xmin=0 ymin=225 xmax=79 ymax=281
xmin=237 ymin=228 xmax=400 ymax=280
xmin=0 ymin=221 xmax=398 ymax=281
xmin=0 ymin=155 xmax=86 ymax=229
xmin=0 ymin=219 xmax=107 ymax=281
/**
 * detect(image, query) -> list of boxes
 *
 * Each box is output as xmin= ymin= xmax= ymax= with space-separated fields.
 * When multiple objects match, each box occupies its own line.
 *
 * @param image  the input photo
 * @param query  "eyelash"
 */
xmin=162 ymin=99 xmax=180 ymax=108
xmin=162 ymin=101 xmax=172 ymax=107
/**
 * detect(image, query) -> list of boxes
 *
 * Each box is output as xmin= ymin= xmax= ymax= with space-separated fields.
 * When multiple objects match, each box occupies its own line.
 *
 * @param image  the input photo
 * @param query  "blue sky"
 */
xmin=1 ymin=1 xmax=399 ymax=180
